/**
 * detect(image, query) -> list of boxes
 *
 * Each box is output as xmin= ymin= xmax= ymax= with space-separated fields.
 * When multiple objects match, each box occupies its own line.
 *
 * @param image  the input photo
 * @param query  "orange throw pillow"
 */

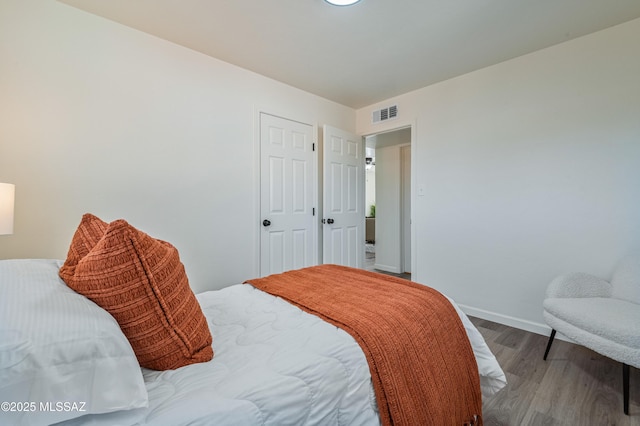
xmin=60 ymin=213 xmax=108 ymax=275
xmin=60 ymin=217 xmax=213 ymax=370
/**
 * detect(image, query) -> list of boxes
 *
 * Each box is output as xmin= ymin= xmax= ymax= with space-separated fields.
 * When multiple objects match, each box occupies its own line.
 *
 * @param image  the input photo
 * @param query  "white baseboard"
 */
xmin=374 ymin=263 xmax=400 ymax=273
xmin=458 ymin=304 xmax=555 ymax=338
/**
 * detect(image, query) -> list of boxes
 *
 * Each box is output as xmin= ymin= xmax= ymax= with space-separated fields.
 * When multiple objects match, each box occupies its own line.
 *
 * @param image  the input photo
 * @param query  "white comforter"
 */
xmin=67 ymin=284 xmax=506 ymax=426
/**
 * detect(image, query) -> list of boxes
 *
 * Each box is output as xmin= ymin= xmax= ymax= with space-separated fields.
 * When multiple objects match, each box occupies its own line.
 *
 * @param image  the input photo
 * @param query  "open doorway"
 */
xmin=363 ymin=126 xmax=412 ymax=279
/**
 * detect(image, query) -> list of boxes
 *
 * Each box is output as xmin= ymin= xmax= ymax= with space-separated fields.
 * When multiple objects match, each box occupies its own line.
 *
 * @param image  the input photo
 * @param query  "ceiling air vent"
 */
xmin=372 ymin=104 xmax=398 ymax=123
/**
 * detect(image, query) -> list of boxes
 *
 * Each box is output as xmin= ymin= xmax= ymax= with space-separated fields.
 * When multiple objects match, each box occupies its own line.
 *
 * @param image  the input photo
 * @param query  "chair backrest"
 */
xmin=611 ymin=251 xmax=640 ymax=304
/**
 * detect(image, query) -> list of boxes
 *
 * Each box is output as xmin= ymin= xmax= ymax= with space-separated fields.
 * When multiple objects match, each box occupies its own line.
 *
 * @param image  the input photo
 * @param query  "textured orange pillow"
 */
xmin=59 ymin=213 xmax=108 ymax=277
xmin=59 ymin=217 xmax=213 ymax=370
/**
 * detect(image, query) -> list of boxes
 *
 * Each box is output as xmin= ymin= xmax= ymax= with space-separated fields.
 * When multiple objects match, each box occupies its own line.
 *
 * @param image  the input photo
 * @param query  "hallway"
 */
xmin=363 ymin=246 xmax=411 ymax=280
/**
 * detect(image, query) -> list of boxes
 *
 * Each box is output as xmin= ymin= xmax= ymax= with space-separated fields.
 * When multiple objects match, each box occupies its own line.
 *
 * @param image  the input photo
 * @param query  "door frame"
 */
xmin=253 ymin=106 xmax=319 ymax=278
xmin=400 ymin=144 xmax=411 ymax=274
xmin=361 ymin=119 xmax=417 ymax=280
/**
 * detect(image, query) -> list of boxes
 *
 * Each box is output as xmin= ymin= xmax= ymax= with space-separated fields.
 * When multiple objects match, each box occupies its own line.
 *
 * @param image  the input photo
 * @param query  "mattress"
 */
xmin=62 ymin=283 xmax=506 ymax=425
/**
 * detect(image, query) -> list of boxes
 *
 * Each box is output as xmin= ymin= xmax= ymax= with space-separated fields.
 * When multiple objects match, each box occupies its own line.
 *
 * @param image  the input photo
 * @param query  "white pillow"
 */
xmin=0 ymin=259 xmax=148 ymax=426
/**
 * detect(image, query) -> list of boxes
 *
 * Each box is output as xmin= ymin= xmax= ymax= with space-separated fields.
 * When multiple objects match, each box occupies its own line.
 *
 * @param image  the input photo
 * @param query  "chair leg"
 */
xmin=623 ymin=363 xmax=629 ymax=415
xmin=543 ymin=329 xmax=556 ymax=361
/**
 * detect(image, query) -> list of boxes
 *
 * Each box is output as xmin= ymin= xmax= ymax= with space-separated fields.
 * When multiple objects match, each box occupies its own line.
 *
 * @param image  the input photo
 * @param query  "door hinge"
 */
xmin=312 ymin=208 xmax=315 ymax=216
xmin=312 ymin=143 xmax=315 ymax=151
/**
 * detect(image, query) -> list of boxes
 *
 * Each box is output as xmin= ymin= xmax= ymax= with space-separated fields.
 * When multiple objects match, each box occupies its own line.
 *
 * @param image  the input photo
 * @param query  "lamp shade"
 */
xmin=0 ymin=183 xmax=15 ymax=235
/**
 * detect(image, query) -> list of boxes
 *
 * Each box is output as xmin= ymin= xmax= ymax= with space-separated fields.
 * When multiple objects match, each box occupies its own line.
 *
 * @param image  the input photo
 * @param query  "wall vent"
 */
xmin=372 ymin=105 xmax=398 ymax=123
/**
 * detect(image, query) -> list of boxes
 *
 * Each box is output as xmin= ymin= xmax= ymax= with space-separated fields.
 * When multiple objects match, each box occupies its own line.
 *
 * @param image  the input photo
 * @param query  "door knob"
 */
xmin=327 ymin=218 xmax=334 ymax=224
xmin=262 ymin=219 xmax=271 ymax=227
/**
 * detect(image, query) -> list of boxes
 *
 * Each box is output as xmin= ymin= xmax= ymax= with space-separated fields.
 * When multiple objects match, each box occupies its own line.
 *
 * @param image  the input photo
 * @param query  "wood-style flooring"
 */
xmin=471 ymin=317 xmax=640 ymax=426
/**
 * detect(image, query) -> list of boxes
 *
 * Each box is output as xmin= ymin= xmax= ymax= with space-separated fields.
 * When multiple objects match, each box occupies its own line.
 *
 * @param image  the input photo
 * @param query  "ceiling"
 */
xmin=59 ymin=0 xmax=640 ymax=109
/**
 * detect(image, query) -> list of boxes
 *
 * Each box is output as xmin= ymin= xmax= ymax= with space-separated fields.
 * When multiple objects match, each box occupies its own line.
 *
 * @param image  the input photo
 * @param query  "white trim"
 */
xmin=373 ymin=263 xmax=401 ymax=274
xmin=252 ymin=108 xmax=261 ymax=278
xmin=457 ymin=303 xmax=573 ymax=342
xmin=409 ymin=121 xmax=417 ymax=282
xmin=400 ymin=143 xmax=411 ymax=274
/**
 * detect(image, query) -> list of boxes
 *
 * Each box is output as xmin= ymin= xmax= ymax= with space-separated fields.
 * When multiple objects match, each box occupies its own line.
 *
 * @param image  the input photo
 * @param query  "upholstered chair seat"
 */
xmin=542 ymin=253 xmax=640 ymax=415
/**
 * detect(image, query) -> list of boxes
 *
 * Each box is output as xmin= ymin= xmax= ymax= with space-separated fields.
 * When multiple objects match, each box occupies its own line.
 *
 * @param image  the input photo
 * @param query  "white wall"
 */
xmin=0 ymin=0 xmax=355 ymax=292
xmin=400 ymin=145 xmax=411 ymax=274
xmin=357 ymin=18 xmax=640 ymax=333
xmin=374 ymin=145 xmax=401 ymax=273
xmin=365 ymin=167 xmax=375 ymax=218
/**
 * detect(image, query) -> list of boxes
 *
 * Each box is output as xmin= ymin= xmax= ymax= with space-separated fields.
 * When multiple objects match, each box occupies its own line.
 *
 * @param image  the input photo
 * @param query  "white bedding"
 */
xmin=64 ymin=283 xmax=506 ymax=426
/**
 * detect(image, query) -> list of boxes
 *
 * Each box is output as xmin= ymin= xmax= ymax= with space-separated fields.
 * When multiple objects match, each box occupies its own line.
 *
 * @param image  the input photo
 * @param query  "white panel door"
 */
xmin=260 ymin=113 xmax=315 ymax=276
xmin=323 ymin=125 xmax=364 ymax=268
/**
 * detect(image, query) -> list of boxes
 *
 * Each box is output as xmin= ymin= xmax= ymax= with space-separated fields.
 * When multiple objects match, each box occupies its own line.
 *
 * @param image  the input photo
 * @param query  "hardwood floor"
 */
xmin=470 ymin=317 xmax=640 ymax=426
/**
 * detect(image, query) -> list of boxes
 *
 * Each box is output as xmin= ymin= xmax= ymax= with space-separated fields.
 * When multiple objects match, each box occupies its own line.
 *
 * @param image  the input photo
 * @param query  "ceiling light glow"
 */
xmin=325 ymin=0 xmax=361 ymax=6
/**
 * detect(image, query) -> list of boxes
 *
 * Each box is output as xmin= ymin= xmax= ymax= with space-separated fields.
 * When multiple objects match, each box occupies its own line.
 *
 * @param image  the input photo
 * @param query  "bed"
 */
xmin=0 ymin=215 xmax=506 ymax=426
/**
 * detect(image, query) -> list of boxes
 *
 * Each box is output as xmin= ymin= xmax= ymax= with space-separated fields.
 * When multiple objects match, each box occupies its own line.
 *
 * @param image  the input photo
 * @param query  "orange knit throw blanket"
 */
xmin=245 ymin=265 xmax=482 ymax=426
